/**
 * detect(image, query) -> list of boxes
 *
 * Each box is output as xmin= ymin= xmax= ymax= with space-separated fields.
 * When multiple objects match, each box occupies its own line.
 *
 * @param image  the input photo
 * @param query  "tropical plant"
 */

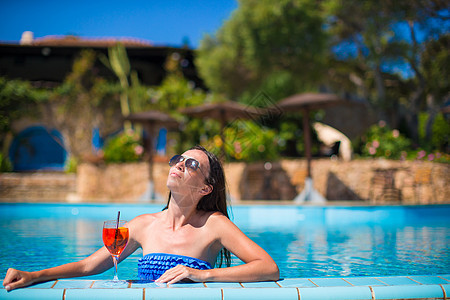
xmin=360 ymin=121 xmax=411 ymax=159
xmin=203 ymin=120 xmax=279 ymax=162
xmin=99 ymin=43 xmax=132 ymax=129
xmin=103 ymin=130 xmax=144 ymax=163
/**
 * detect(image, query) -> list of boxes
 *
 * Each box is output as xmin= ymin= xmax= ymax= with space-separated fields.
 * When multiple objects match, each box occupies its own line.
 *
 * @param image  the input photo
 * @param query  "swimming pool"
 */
xmin=0 ymin=203 xmax=448 ymax=281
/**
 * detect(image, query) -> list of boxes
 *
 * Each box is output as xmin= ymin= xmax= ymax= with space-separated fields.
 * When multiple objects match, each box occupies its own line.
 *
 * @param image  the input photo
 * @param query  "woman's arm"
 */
xmin=2 ymin=247 xmax=112 ymax=291
xmin=3 ymin=218 xmax=142 ymax=291
xmin=156 ymin=214 xmax=279 ymax=284
xmin=204 ymin=216 xmax=280 ymax=282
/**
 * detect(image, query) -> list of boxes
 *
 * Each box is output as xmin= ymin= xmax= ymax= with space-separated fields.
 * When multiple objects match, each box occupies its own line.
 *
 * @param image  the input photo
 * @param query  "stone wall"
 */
xmin=278 ymin=159 xmax=449 ymax=204
xmin=237 ymin=162 xmax=297 ymax=201
xmin=76 ymin=162 xmax=173 ymax=202
xmin=0 ymin=172 xmax=77 ymax=202
xmin=1 ymin=159 xmax=449 ymax=204
xmin=76 ymin=162 xmax=150 ymax=202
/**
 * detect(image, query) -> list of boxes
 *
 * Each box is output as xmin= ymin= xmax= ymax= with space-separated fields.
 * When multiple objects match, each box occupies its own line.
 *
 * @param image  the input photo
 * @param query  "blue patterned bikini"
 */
xmin=138 ymin=253 xmax=212 ymax=281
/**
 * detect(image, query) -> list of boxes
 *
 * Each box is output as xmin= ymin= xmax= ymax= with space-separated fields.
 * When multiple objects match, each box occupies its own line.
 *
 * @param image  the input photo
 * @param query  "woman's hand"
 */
xmin=155 ymin=265 xmax=208 ymax=285
xmin=3 ymin=268 xmax=35 ymax=291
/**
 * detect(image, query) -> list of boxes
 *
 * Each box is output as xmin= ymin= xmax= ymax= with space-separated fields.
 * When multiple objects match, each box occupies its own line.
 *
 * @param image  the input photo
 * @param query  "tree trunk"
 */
xmin=425 ymin=94 xmax=437 ymax=143
xmin=406 ymin=20 xmax=425 ymax=146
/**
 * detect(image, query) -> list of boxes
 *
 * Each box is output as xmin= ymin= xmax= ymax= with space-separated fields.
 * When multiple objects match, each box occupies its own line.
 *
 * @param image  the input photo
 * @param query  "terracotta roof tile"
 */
xmin=32 ymin=35 xmax=153 ymax=47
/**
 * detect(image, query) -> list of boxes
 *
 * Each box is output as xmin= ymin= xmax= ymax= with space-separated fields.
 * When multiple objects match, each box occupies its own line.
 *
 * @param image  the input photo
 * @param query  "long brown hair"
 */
xmin=165 ymin=145 xmax=231 ymax=267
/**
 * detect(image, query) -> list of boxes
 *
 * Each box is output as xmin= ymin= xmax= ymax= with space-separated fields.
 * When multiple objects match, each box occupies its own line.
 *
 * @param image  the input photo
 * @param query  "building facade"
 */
xmin=1 ymin=33 xmax=201 ymax=171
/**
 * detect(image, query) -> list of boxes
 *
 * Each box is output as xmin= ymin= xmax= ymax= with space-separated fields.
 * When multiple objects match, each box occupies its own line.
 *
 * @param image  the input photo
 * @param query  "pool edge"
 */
xmin=1 ymin=275 xmax=448 ymax=300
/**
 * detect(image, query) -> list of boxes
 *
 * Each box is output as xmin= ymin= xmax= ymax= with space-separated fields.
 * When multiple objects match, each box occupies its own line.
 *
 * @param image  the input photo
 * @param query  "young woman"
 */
xmin=3 ymin=146 xmax=279 ymax=290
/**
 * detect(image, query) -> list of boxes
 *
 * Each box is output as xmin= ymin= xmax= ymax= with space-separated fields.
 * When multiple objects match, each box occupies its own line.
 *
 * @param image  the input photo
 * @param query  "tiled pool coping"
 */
xmin=1 ymin=275 xmax=448 ymax=299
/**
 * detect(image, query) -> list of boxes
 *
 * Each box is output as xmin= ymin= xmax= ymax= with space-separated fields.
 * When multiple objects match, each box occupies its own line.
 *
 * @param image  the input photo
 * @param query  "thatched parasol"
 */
xmin=277 ymin=93 xmax=354 ymax=203
xmin=125 ymin=110 xmax=179 ymax=126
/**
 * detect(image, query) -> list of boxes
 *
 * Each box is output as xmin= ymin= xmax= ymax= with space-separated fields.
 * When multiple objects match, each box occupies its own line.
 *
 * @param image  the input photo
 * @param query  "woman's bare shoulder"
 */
xmin=205 ymin=211 xmax=236 ymax=227
xmin=129 ymin=211 xmax=163 ymax=226
xmin=208 ymin=211 xmax=227 ymax=218
xmin=128 ymin=211 xmax=164 ymax=243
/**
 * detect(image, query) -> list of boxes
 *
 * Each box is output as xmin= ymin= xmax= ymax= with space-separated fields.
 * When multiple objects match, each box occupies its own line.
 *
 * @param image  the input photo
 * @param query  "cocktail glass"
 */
xmin=102 ymin=220 xmax=129 ymax=285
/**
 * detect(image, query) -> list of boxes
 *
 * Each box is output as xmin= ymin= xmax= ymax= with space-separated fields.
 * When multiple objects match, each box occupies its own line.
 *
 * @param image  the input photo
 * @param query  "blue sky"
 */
xmin=0 ymin=0 xmax=238 ymax=48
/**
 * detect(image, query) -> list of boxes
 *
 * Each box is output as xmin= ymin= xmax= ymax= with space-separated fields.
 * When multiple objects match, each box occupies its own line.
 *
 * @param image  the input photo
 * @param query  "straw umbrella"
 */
xmin=180 ymin=101 xmax=265 ymax=159
xmin=125 ymin=110 xmax=179 ymax=201
xmin=277 ymin=93 xmax=352 ymax=203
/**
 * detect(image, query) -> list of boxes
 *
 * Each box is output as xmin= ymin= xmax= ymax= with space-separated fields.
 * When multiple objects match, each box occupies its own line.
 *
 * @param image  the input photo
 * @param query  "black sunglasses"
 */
xmin=169 ymin=155 xmax=207 ymax=178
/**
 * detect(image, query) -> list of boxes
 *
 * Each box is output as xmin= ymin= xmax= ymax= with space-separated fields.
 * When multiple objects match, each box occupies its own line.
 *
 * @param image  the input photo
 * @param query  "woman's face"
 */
xmin=166 ymin=149 xmax=211 ymax=193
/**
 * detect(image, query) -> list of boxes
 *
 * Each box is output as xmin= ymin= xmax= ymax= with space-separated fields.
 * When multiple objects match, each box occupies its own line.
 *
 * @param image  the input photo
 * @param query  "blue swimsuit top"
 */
xmin=138 ymin=253 xmax=212 ymax=281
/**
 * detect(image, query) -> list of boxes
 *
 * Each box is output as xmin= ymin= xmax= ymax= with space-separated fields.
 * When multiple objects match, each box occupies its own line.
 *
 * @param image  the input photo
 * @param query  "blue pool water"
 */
xmin=0 ymin=203 xmax=449 ymax=280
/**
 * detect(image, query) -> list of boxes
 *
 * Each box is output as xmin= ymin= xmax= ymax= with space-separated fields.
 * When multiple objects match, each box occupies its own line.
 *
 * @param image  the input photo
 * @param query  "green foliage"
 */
xmin=431 ymin=114 xmax=450 ymax=152
xmin=48 ymin=50 xmax=123 ymax=158
xmin=323 ymin=0 xmax=449 ymax=143
xmin=196 ymin=0 xmax=328 ymax=99
xmin=0 ymin=77 xmax=49 ymax=144
xmin=239 ymin=71 xmax=302 ymax=106
xmin=0 ymin=153 xmax=12 ymax=172
xmin=406 ymin=149 xmax=450 ymax=163
xmin=151 ymin=75 xmax=207 ymax=154
xmin=99 ymin=43 xmax=132 ymax=129
xmin=3 ymin=3 xmax=448 ymax=166
xmin=103 ymin=131 xmax=144 ymax=163
xmin=65 ymin=156 xmax=79 ymax=173
xmin=149 ymin=74 xmax=206 ymax=113
xmin=107 ymin=43 xmax=131 ymax=81
xmin=128 ymin=70 xmax=153 ymax=113
xmin=0 ymin=50 xmax=124 ymax=163
xmin=277 ymin=118 xmax=303 ymax=156
xmin=419 ymin=112 xmax=450 ymax=152
xmin=144 ymin=53 xmax=209 ymax=153
xmin=55 ymin=64 xmax=122 ymax=111
xmin=421 ymin=34 xmax=450 ymax=102
xmin=203 ymin=120 xmax=279 ymax=162
xmin=150 ymin=53 xmax=206 ymax=112
xmin=418 ymin=112 xmax=428 ymax=145
xmin=360 ymin=121 xmax=411 ymax=159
